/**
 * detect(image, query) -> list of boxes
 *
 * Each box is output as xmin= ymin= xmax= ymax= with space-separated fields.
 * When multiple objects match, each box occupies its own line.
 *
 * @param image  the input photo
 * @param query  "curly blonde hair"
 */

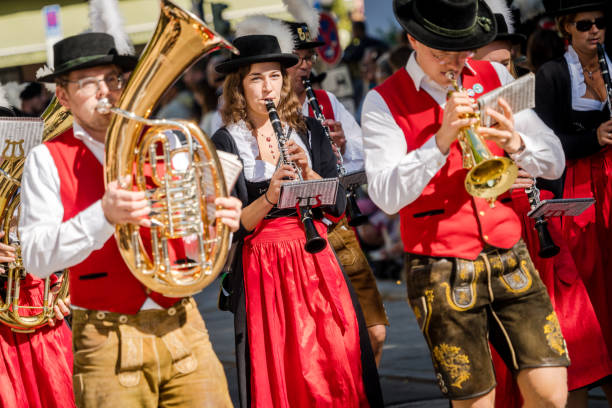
xmin=220 ymin=64 xmax=306 ymax=134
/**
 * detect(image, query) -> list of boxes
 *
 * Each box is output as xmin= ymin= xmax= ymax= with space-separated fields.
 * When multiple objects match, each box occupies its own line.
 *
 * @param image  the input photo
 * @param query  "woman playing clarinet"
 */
xmin=211 ymin=34 xmax=382 ymax=408
xmin=536 ymin=1 xmax=612 ymax=404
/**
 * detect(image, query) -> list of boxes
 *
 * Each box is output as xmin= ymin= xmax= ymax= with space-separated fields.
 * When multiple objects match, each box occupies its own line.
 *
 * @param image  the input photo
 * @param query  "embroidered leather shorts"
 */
xmin=404 ymin=240 xmax=570 ymax=400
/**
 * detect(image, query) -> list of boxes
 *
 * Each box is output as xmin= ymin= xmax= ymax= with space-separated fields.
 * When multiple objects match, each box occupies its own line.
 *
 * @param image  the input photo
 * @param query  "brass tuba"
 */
xmin=447 ymin=72 xmax=518 ymax=205
xmin=0 ymin=98 xmax=72 ymax=332
xmin=102 ymin=0 xmax=238 ymax=297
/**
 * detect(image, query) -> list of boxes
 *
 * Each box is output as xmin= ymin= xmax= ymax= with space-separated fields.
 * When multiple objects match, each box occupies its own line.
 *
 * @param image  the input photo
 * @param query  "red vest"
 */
xmin=45 ymin=129 xmax=180 ymax=313
xmin=307 ymin=89 xmax=336 ymax=121
xmin=375 ymin=60 xmax=521 ymax=260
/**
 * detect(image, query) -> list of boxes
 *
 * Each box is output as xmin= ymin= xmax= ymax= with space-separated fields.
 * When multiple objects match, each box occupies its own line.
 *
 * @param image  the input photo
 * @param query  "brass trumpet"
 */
xmin=0 ymin=98 xmax=71 ymax=332
xmin=447 ymin=72 xmax=517 ymax=205
xmin=102 ymin=0 xmax=238 ymax=297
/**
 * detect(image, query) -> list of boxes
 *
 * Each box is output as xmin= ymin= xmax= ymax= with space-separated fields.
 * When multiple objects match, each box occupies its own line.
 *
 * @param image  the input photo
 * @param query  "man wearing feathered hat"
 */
xmin=362 ymin=0 xmax=569 ymax=406
xmin=19 ymin=32 xmax=240 ymax=407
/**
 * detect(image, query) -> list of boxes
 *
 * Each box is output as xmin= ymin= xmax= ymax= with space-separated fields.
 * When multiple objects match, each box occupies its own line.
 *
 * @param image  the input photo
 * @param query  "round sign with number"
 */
xmin=316 ymin=12 xmax=341 ymax=66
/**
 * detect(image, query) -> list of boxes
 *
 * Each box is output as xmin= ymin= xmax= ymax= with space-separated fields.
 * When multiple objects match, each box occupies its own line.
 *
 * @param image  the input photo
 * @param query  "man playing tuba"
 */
xmin=19 ymin=32 xmax=241 ymax=407
xmin=361 ymin=0 xmax=570 ymax=406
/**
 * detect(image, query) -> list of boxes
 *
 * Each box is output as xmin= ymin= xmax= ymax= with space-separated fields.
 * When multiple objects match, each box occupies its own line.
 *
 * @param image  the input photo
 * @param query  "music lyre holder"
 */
xmin=340 ymin=170 xmax=368 ymax=226
xmin=527 ymin=198 xmax=595 ymax=219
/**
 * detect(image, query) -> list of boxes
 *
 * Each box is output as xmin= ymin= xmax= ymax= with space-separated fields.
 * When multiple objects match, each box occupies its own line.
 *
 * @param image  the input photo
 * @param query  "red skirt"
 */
xmin=242 ymin=217 xmax=368 ymax=408
xmin=494 ymin=189 xmax=611 ymax=407
xmin=563 ymin=148 xmax=612 ymax=362
xmin=0 ymin=274 xmax=75 ymax=408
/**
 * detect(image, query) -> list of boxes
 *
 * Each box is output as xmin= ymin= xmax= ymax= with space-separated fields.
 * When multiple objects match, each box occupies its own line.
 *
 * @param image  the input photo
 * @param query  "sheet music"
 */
xmin=278 ymin=178 xmax=338 ymax=209
xmin=0 ymin=117 xmax=44 ymax=160
xmin=217 ymin=150 xmax=243 ymax=192
xmin=479 ymin=73 xmax=535 ymax=128
xmin=527 ymin=198 xmax=595 ymax=218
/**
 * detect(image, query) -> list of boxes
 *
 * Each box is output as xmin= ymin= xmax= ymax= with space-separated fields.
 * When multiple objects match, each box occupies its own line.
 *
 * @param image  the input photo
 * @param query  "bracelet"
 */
xmin=264 ymin=190 xmax=276 ymax=206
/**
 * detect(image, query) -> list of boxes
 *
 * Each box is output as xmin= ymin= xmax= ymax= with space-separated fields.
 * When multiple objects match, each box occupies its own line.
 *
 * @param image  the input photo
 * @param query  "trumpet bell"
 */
xmin=465 ymin=156 xmax=518 ymax=200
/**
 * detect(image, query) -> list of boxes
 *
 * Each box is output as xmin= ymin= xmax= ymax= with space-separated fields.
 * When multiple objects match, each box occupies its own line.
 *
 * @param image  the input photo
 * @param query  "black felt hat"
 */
xmin=543 ymin=0 xmax=606 ymax=16
xmin=215 ymin=35 xmax=299 ymax=74
xmin=393 ymin=0 xmax=497 ymax=51
xmin=0 ymin=106 xmax=14 ymax=117
xmin=494 ymin=13 xmax=526 ymax=44
xmin=284 ymin=21 xmax=325 ymax=50
xmin=38 ymin=32 xmax=138 ymax=83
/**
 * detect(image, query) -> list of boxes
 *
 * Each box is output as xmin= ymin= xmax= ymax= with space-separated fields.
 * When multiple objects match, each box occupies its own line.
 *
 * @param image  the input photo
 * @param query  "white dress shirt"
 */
xmin=301 ymin=90 xmax=364 ymax=173
xmin=19 ymin=120 xmax=162 ymax=310
xmin=361 ymin=53 xmax=565 ymax=215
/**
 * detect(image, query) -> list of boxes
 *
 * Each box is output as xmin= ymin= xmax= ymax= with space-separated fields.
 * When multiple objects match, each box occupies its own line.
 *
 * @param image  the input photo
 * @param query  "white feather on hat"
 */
xmin=0 ymin=84 xmax=11 ymax=111
xmin=2 ymin=82 xmax=26 ymax=111
xmin=235 ymin=15 xmax=295 ymax=54
xmin=89 ymin=0 xmax=135 ymax=55
xmin=485 ymin=0 xmax=516 ymax=33
xmin=36 ymin=66 xmax=57 ymax=92
xmin=282 ymin=0 xmax=320 ymax=38
xmin=511 ymin=0 xmax=545 ymax=23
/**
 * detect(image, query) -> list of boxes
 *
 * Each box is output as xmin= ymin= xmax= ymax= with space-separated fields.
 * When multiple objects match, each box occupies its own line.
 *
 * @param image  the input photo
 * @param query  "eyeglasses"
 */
xmin=430 ymin=50 xmax=474 ymax=65
xmin=573 ymin=17 xmax=606 ymax=32
xmin=297 ymin=52 xmax=318 ymax=65
xmin=63 ymin=73 xmax=125 ymax=95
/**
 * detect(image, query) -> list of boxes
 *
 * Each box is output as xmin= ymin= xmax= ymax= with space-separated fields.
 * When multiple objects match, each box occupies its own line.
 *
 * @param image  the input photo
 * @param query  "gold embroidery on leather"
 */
xmin=544 ymin=312 xmax=567 ymax=356
xmin=498 ymin=260 xmax=532 ymax=293
xmin=432 ymin=343 xmax=471 ymax=389
xmin=490 ymin=255 xmax=503 ymax=272
xmin=441 ymin=261 xmax=477 ymax=311
xmin=506 ymin=255 xmax=517 ymax=269
xmin=421 ymin=290 xmax=435 ymax=348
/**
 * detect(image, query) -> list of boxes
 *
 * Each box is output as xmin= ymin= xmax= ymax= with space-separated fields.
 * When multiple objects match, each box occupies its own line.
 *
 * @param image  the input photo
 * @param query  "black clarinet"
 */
xmin=302 ymin=78 xmax=367 ymax=227
xmin=265 ymin=99 xmax=327 ymax=254
xmin=597 ymin=43 xmax=612 ymax=118
xmin=526 ymin=181 xmax=560 ymax=258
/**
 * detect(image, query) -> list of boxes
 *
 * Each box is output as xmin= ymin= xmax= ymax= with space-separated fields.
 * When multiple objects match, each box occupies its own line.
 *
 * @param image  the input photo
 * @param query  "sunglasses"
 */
xmin=573 ymin=17 xmax=606 ymax=32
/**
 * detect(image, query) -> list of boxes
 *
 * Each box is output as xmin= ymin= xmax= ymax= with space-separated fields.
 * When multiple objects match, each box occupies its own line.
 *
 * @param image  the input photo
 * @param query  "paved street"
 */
xmin=196 ymin=278 xmax=608 ymax=407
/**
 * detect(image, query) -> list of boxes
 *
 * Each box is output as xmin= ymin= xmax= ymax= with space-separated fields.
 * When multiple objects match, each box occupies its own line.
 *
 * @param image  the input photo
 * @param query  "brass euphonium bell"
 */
xmin=446 ymin=72 xmax=518 ymax=205
xmin=103 ymin=0 xmax=238 ymax=297
xmin=0 ymin=97 xmax=72 ymax=332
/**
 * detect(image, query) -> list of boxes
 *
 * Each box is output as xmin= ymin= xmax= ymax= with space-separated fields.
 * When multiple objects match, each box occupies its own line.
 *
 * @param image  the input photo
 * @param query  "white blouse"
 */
xmin=226 ymin=120 xmax=312 ymax=182
xmin=564 ymin=45 xmax=610 ymax=112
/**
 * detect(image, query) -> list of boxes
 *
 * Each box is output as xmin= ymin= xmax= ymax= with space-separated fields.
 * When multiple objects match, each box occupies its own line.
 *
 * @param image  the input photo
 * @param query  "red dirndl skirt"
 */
xmin=0 ymin=274 xmax=75 ymax=408
xmin=562 ymin=148 xmax=612 ymax=362
xmin=242 ymin=217 xmax=368 ymax=408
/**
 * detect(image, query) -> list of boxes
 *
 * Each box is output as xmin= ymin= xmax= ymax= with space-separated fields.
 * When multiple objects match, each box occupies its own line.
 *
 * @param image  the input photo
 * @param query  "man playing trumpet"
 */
xmin=361 ymin=0 xmax=569 ymax=406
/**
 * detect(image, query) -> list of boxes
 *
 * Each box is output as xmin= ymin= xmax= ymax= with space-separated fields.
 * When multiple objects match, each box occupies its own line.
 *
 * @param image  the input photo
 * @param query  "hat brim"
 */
xmin=496 ymin=32 xmax=527 ymax=45
xmin=38 ymin=54 xmax=138 ymax=83
xmin=215 ymin=53 xmax=299 ymax=74
xmin=546 ymin=2 xmax=606 ymax=16
xmin=393 ymin=0 xmax=497 ymax=51
xmin=295 ymin=40 xmax=326 ymax=50
xmin=0 ymin=106 xmax=15 ymax=117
